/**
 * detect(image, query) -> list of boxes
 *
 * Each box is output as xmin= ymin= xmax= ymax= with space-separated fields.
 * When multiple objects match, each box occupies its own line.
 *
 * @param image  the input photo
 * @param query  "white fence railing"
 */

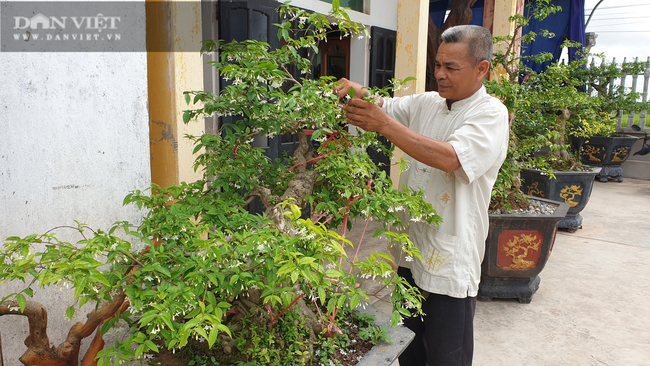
xmin=588 ymin=57 xmax=650 ymax=134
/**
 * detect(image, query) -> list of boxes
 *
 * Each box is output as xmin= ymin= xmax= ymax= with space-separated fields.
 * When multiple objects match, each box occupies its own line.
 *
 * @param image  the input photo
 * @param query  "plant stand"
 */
xmin=520 ymin=168 xmax=599 ymax=232
xmin=595 ymin=164 xmax=624 ymax=182
xmin=479 ymin=276 xmax=540 ymax=304
xmin=479 ymin=196 xmax=569 ymax=303
xmin=581 ymin=136 xmax=638 ymax=182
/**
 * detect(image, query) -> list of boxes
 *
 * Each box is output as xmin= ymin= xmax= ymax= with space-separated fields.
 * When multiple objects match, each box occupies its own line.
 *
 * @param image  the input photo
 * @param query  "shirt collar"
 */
xmin=447 ymin=85 xmax=486 ymax=111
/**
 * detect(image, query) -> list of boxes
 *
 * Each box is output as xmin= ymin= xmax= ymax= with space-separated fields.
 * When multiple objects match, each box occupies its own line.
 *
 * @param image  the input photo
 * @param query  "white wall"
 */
xmin=0 ymin=51 xmax=150 ymax=366
xmin=289 ymin=0 xmax=398 ymax=30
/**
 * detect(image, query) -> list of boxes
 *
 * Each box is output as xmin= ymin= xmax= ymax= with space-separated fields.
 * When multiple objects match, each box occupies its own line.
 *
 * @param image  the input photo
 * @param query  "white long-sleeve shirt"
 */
xmin=384 ymin=85 xmax=509 ymax=298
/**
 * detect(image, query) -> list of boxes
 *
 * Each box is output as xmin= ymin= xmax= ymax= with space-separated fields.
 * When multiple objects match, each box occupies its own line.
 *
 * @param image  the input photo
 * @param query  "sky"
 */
xmin=584 ymin=0 xmax=650 ymax=63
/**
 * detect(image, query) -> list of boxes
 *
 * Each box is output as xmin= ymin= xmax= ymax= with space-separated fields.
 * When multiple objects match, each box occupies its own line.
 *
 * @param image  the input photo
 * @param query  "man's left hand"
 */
xmin=343 ymin=98 xmax=391 ymax=134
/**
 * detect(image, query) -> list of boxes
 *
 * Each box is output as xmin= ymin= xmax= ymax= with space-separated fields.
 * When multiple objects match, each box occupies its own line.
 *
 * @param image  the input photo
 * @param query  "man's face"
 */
xmin=434 ymin=41 xmax=487 ymax=104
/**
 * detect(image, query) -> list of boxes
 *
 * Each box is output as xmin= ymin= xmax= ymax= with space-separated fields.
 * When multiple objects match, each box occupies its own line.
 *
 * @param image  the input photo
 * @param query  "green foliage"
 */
xmin=485 ymin=0 xmax=563 ymax=211
xmin=484 ymin=0 xmax=648 ymax=211
xmin=0 ymin=3 xmax=440 ymax=366
xmin=572 ymin=57 xmax=650 ymax=134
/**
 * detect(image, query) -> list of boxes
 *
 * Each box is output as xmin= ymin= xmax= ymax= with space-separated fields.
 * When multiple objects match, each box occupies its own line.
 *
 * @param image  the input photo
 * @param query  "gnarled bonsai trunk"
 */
xmin=253 ymin=129 xmax=319 ymax=234
xmin=0 ymin=291 xmax=128 ymax=366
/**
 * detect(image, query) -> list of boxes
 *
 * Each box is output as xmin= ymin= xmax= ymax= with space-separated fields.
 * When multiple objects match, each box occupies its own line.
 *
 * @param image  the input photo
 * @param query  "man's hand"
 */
xmin=335 ymin=78 xmax=369 ymax=100
xmin=343 ymin=98 xmax=391 ymax=134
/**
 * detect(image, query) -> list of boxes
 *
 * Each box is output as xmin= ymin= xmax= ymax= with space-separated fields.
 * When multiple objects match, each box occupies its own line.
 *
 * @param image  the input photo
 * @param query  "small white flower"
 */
xmin=405 ymin=256 xmax=413 ymax=262
xmin=299 ymin=16 xmax=308 ymax=25
xmin=9 ymin=306 xmax=20 ymax=312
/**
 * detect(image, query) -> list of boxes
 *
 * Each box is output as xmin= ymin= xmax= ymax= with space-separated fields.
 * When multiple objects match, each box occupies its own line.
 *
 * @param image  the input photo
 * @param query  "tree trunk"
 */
xmin=0 ymin=291 xmax=127 ymax=366
xmin=1 ymin=329 xmax=4 ymax=366
xmin=426 ymin=0 xmax=478 ymax=91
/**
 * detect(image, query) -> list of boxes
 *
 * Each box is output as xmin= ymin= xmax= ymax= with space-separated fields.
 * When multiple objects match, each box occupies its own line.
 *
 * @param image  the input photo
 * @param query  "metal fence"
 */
xmin=588 ymin=57 xmax=650 ymax=133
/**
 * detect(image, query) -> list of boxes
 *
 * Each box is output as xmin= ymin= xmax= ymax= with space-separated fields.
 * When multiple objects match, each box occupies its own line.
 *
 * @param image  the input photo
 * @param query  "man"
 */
xmin=336 ymin=25 xmax=509 ymax=365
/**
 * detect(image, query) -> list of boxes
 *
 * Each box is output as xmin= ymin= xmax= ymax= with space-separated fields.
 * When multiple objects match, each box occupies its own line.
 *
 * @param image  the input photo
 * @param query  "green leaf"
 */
xmin=101 ymin=315 xmax=119 ymax=337
xmin=23 ymin=288 xmax=33 ymax=297
xmin=16 ymin=293 xmax=26 ymax=312
xmin=298 ymin=257 xmax=315 ymax=265
xmin=144 ymin=340 xmax=159 ymax=353
xmin=208 ymin=325 xmax=219 ymax=347
xmin=89 ymin=272 xmax=110 ymax=287
xmin=324 ymin=269 xmax=342 ymax=278
xmin=350 ymin=294 xmax=359 ymax=310
xmin=135 ymin=344 xmax=146 ymax=359
xmin=391 ymin=309 xmax=401 ymax=327
xmin=66 ymin=305 xmax=76 ymax=319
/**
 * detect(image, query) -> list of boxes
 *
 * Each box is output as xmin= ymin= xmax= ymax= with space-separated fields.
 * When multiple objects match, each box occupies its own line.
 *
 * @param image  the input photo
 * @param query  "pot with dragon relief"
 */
xmin=580 ymin=136 xmax=638 ymax=182
xmin=479 ymin=196 xmax=569 ymax=303
xmin=519 ymin=167 xmax=600 ymax=232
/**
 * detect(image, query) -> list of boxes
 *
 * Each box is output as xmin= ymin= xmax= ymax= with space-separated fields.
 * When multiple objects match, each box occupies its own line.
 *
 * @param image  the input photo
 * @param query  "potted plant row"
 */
xmin=0 ymin=3 xmax=436 ymax=366
xmin=480 ymin=0 xmax=585 ymax=302
xmin=572 ymin=57 xmax=650 ymax=182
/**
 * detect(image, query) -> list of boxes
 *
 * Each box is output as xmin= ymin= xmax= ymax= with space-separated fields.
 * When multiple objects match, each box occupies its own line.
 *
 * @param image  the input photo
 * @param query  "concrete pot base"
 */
xmin=478 ymin=276 xmax=541 ymax=304
xmin=595 ymin=164 xmax=625 ymax=182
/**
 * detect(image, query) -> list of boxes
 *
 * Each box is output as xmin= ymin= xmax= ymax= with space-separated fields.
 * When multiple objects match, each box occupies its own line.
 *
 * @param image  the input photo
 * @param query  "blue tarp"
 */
xmin=521 ymin=0 xmax=586 ymax=73
xmin=428 ymin=0 xmax=585 ymax=74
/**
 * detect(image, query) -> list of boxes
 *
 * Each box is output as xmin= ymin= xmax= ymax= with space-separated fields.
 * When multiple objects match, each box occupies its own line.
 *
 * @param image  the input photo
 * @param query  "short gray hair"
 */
xmin=441 ymin=25 xmax=493 ymax=66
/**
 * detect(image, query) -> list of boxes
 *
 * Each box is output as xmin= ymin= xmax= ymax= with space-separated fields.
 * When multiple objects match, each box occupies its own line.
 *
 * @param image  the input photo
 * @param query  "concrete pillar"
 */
xmin=391 ymin=0 xmax=429 ymax=185
xmin=487 ymin=0 xmax=524 ymax=78
xmin=146 ymin=0 xmax=205 ymax=187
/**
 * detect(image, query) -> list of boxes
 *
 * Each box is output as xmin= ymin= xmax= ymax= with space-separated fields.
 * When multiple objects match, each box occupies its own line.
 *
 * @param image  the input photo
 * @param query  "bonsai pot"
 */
xmin=520 ymin=167 xmax=600 ymax=232
xmin=478 ymin=196 xmax=569 ymax=303
xmin=581 ymin=136 xmax=638 ymax=182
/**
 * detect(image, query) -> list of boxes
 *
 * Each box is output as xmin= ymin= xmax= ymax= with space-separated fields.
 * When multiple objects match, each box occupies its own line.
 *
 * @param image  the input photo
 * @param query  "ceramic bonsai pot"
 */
xmin=478 ymin=196 xmax=569 ymax=303
xmin=519 ymin=167 xmax=599 ymax=232
xmin=581 ymin=136 xmax=638 ymax=182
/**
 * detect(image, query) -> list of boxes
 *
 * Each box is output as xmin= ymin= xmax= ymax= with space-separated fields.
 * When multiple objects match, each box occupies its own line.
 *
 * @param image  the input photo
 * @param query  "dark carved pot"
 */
xmin=581 ymin=136 xmax=638 ymax=182
xmin=478 ymin=196 xmax=569 ymax=303
xmin=520 ymin=167 xmax=599 ymax=232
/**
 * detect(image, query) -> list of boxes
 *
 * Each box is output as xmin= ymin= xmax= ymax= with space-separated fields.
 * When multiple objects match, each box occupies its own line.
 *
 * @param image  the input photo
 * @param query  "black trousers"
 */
xmin=397 ymin=267 xmax=476 ymax=366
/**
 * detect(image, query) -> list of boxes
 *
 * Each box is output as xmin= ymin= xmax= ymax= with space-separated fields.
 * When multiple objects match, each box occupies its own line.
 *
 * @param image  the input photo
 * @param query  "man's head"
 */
xmin=435 ymin=25 xmax=493 ymax=104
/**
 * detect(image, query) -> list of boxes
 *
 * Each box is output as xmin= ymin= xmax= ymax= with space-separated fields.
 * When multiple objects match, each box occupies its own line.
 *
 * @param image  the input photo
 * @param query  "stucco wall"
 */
xmin=289 ymin=0 xmax=398 ymax=31
xmin=0 ymin=50 xmax=150 ymax=365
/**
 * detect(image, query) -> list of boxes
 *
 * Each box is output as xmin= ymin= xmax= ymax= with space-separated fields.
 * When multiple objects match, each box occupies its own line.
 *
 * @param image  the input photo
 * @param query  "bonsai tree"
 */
xmin=571 ymin=56 xmax=650 ymax=136
xmin=484 ymin=0 xmax=562 ymax=211
xmin=0 ymin=3 xmax=440 ymax=366
xmin=485 ymin=0 xmax=618 ymax=208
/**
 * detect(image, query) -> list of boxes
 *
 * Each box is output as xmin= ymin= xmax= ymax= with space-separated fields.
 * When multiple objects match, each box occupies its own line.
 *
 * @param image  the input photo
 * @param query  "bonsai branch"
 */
xmin=0 ymin=290 xmax=128 ymax=366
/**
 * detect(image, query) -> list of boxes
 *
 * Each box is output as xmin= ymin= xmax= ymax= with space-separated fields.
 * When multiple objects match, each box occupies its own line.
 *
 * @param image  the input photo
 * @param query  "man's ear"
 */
xmin=477 ymin=59 xmax=490 ymax=80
